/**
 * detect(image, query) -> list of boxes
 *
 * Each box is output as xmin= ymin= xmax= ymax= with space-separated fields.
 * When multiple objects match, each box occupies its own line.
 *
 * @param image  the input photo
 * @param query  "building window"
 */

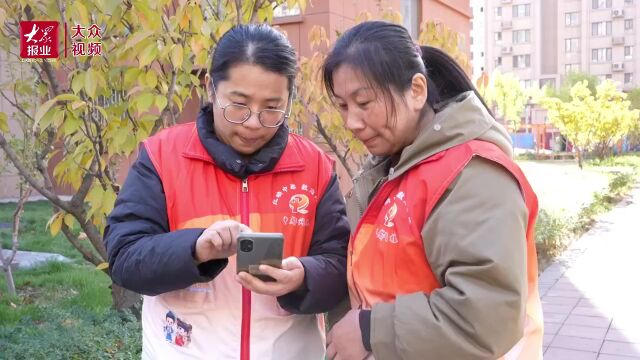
xmin=592 ymin=48 xmax=613 ymax=63
xmin=495 ymin=32 xmax=502 ymax=42
xmin=513 ymin=30 xmax=531 ymax=44
xmin=625 ymin=46 xmax=634 ymax=59
xmin=520 ymin=80 xmax=532 ymax=88
xmin=512 ymin=4 xmax=531 ymax=17
xmin=495 ymin=57 xmax=502 ymax=67
xmin=540 ymin=79 xmax=556 ymax=88
xmin=625 ymin=73 xmax=633 ymax=84
xmin=625 ymin=19 xmax=634 ymax=31
xmin=495 ymin=6 xmax=502 ymax=17
xmin=401 ymin=0 xmax=420 ymax=38
xmin=565 ymin=64 xmax=580 ymax=73
xmin=565 ymin=12 xmax=580 ymax=26
xmin=513 ymin=54 xmax=531 ymax=68
xmin=592 ymin=0 xmax=612 ymax=9
xmin=273 ymin=2 xmax=301 ymax=17
xmin=592 ymin=21 xmax=612 ymax=36
xmin=625 ymin=0 xmax=634 ymax=5
xmin=565 ymin=38 xmax=580 ymax=53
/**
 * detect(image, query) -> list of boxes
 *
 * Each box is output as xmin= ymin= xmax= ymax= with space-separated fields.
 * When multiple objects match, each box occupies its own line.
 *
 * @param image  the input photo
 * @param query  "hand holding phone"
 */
xmin=236 ymin=257 xmax=305 ymax=297
xmin=235 ymin=233 xmax=305 ymax=296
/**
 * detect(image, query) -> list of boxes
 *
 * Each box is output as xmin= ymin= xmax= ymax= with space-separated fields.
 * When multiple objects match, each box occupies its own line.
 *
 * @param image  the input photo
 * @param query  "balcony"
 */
xmin=612 ymin=62 xmax=625 ymax=72
xmin=613 ymin=37 xmax=625 ymax=45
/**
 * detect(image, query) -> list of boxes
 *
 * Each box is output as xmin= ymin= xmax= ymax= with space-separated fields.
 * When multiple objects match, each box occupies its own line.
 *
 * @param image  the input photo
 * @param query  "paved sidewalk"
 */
xmin=539 ymin=184 xmax=640 ymax=359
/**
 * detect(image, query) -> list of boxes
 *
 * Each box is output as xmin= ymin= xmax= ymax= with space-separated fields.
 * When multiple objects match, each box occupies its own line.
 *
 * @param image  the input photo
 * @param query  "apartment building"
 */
xmin=482 ymin=0 xmax=640 ymax=91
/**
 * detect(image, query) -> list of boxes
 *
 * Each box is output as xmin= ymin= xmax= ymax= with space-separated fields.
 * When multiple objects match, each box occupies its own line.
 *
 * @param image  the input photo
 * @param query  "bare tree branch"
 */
xmin=60 ymin=223 xmax=102 ymax=265
xmin=313 ymin=113 xmax=355 ymax=178
xmin=0 ymin=132 xmax=71 ymax=212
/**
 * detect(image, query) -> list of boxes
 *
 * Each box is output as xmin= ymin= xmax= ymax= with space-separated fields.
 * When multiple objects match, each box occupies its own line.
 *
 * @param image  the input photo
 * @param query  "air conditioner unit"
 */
xmin=612 ymin=9 xmax=624 ymax=17
xmin=501 ymin=21 xmax=513 ymax=29
xmin=502 ymin=46 xmax=513 ymax=54
xmin=613 ymin=62 xmax=625 ymax=71
xmin=613 ymin=36 xmax=625 ymax=45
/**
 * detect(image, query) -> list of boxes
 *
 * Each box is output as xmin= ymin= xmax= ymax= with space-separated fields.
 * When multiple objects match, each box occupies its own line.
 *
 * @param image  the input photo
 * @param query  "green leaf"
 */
xmin=156 ymin=95 xmax=168 ymax=112
xmin=85 ymin=69 xmax=98 ymax=98
xmin=63 ymin=214 xmax=75 ymax=229
xmin=48 ymin=212 xmax=64 ymax=237
xmin=171 ymin=44 xmax=183 ymax=68
xmin=124 ymin=68 xmax=141 ymax=88
xmin=137 ymin=93 xmax=154 ymax=113
xmin=139 ymin=43 xmax=159 ymax=68
xmin=34 ymin=98 xmax=58 ymax=127
xmin=72 ymin=72 xmax=85 ymax=94
xmin=145 ymin=71 xmax=158 ymax=88
xmin=55 ymin=93 xmax=81 ymax=102
xmin=0 ymin=112 xmax=8 ymax=132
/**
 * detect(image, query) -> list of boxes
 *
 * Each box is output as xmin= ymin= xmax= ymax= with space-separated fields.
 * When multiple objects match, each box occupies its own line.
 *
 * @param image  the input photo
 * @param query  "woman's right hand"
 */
xmin=194 ymin=220 xmax=252 ymax=263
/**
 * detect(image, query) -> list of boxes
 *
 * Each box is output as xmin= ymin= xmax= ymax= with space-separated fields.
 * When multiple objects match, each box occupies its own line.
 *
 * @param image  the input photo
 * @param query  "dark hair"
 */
xmin=166 ymin=311 xmax=175 ymax=321
xmin=209 ymin=24 xmax=297 ymax=92
xmin=323 ymin=21 xmax=491 ymax=119
xmin=176 ymin=318 xmax=192 ymax=332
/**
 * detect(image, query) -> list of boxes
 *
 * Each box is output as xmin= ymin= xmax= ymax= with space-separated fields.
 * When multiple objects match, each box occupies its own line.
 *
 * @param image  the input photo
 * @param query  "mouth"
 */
xmin=362 ymin=136 xmax=379 ymax=146
xmin=237 ymin=136 xmax=261 ymax=146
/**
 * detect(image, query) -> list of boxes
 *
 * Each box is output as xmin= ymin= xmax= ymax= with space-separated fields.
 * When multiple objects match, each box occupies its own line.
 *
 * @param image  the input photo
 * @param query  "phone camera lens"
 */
xmin=240 ymin=239 xmax=253 ymax=252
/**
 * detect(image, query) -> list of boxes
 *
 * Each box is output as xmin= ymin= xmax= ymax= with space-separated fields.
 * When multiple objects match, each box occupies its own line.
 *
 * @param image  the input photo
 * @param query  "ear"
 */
xmin=408 ymin=73 xmax=428 ymax=112
xmin=205 ymin=74 xmax=213 ymax=100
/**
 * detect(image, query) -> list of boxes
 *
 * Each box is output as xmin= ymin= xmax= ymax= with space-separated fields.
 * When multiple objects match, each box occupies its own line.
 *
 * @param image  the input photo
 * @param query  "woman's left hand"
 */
xmin=236 ymin=256 xmax=305 ymax=297
xmin=327 ymin=309 xmax=370 ymax=360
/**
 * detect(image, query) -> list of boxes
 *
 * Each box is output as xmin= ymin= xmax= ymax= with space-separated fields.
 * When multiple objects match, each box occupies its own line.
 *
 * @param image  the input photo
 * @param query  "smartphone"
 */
xmin=236 ymin=232 xmax=284 ymax=282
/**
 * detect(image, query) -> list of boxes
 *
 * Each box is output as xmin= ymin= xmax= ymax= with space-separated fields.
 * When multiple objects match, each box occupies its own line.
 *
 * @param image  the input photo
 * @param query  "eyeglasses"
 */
xmin=210 ymin=82 xmax=293 ymax=128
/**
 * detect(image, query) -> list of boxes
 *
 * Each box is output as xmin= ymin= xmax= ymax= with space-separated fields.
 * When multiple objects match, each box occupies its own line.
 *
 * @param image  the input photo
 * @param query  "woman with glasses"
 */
xmin=104 ymin=24 xmax=350 ymax=360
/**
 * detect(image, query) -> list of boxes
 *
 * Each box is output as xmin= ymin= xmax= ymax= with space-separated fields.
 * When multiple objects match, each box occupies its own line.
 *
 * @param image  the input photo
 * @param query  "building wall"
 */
xmin=471 ymin=0 xmax=487 ymax=80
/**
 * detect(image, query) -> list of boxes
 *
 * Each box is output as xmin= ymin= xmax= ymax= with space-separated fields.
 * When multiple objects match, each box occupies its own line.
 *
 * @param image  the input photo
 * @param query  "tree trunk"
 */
xmin=111 ymin=282 xmax=142 ymax=317
xmin=577 ymin=149 xmax=584 ymax=169
xmin=3 ymin=265 xmax=16 ymax=296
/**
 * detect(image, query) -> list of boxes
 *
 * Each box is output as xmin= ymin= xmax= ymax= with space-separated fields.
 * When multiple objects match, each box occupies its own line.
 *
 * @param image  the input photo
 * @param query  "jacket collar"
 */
xmin=182 ymin=104 xmax=303 ymax=178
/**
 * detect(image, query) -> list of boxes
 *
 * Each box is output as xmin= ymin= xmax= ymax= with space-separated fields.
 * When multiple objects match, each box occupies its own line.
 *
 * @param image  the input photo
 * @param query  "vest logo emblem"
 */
xmin=383 ymin=203 xmax=398 ymax=228
xmin=289 ymin=194 xmax=310 ymax=214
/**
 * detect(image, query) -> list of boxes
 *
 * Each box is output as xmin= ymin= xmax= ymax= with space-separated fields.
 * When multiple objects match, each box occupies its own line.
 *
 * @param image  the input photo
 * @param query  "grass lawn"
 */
xmin=0 ymin=201 xmax=141 ymax=359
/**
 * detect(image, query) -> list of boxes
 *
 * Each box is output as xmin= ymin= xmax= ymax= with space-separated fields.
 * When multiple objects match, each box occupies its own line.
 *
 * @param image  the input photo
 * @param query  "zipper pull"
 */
xmin=242 ymin=178 xmax=248 ymax=193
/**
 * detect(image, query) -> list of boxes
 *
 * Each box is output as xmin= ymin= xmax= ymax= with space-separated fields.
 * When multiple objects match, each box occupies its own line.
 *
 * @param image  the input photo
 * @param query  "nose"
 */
xmin=344 ymin=110 xmax=365 ymax=132
xmin=242 ymin=110 xmax=262 ymax=129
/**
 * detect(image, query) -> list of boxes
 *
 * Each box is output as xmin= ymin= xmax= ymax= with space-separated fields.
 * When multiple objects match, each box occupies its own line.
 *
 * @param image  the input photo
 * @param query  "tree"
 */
xmin=0 ymin=0 xmax=308 ymax=310
xmin=541 ymin=80 xmax=639 ymax=168
xmin=553 ymin=71 xmax=600 ymax=102
xmin=0 ymin=185 xmax=31 ymax=296
xmin=627 ymin=88 xmax=640 ymax=150
xmin=485 ymin=71 xmax=528 ymax=131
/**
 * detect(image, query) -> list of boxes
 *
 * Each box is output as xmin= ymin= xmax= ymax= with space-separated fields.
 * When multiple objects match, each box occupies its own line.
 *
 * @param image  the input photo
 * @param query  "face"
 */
xmin=207 ymin=63 xmax=290 ymax=155
xmin=330 ymin=65 xmax=428 ymax=156
xmin=166 ymin=317 xmax=174 ymax=326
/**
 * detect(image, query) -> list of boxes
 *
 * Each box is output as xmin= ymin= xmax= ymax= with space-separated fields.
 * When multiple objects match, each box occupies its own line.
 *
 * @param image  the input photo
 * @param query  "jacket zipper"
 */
xmin=240 ymin=178 xmax=251 ymax=360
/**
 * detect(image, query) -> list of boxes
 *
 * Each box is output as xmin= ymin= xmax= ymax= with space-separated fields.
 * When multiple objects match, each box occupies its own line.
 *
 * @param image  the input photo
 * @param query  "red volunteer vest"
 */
xmin=348 ymin=140 xmax=543 ymax=359
xmin=144 ymin=122 xmax=334 ymax=360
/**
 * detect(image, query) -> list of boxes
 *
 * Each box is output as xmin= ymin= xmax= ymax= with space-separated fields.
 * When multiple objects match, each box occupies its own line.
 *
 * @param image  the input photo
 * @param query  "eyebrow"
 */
xmin=333 ymin=87 xmax=373 ymax=102
xmin=228 ymin=90 xmax=283 ymax=102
